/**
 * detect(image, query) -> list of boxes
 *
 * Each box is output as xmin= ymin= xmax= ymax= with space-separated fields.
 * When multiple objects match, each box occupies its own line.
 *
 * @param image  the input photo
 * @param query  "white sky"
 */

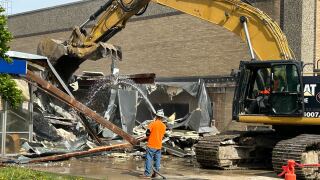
xmin=10 ymin=0 xmax=82 ymax=14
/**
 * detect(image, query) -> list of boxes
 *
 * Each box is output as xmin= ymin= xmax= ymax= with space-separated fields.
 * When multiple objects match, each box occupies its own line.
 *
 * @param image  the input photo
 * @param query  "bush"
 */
xmin=0 ymin=6 xmax=23 ymax=109
xmin=0 ymin=74 xmax=23 ymax=108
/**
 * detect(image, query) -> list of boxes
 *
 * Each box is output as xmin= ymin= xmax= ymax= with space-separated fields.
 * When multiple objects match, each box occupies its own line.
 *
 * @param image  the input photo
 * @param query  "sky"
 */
xmin=9 ymin=0 xmax=82 ymax=14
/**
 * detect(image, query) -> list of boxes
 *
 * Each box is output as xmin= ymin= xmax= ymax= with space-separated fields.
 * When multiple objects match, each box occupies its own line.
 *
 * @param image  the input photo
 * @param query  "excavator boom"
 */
xmin=154 ymin=0 xmax=293 ymax=60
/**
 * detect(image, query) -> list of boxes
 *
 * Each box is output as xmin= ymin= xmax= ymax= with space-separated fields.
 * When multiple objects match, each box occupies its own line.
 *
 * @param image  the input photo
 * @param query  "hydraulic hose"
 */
xmin=135 ymin=4 xmax=149 ymax=16
xmin=118 ymin=0 xmax=142 ymax=12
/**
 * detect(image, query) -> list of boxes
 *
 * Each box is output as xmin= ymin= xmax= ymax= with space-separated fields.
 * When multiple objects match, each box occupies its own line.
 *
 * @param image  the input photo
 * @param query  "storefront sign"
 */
xmin=0 ymin=59 xmax=27 ymax=75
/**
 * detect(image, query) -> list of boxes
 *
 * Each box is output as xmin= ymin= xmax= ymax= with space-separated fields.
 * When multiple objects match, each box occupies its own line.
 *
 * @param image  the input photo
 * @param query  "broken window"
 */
xmin=0 ymin=98 xmax=32 ymax=156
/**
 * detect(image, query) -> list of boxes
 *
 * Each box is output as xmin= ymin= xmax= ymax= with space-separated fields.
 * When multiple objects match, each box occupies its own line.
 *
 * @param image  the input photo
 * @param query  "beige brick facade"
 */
xmin=10 ymin=13 xmax=251 ymax=77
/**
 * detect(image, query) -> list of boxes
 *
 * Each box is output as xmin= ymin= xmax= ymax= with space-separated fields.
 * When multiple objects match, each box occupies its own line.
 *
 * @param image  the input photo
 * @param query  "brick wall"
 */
xmin=8 ymin=0 xmax=176 ymax=38
xmin=10 ymin=14 xmax=251 ymax=77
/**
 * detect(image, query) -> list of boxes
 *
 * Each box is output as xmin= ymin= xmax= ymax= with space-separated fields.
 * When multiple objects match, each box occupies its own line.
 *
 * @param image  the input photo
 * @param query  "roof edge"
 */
xmin=9 ymin=0 xmax=93 ymax=18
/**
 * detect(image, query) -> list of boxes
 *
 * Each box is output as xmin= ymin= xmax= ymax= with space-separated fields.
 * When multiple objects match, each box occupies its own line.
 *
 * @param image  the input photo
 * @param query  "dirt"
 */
xmin=25 ymin=154 xmax=280 ymax=180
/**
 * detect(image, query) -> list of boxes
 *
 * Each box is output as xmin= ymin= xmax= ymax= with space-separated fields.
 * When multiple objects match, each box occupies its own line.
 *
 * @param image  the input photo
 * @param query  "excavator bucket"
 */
xmin=37 ymin=38 xmax=122 ymax=82
xmin=37 ymin=38 xmax=67 ymax=63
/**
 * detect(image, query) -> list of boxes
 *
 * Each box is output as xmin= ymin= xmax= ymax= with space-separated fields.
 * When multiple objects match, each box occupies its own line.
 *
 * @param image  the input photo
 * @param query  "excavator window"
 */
xmin=244 ymin=67 xmax=271 ymax=114
xmin=270 ymin=64 xmax=302 ymax=115
xmin=233 ymin=61 xmax=304 ymax=119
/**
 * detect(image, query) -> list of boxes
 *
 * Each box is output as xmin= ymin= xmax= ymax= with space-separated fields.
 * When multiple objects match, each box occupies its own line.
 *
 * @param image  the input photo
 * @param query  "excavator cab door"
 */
xmin=270 ymin=62 xmax=304 ymax=116
xmin=233 ymin=60 xmax=304 ymax=120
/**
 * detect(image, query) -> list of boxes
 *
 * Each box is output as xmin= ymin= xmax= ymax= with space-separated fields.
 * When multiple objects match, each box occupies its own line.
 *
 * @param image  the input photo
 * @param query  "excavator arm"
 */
xmin=38 ymin=0 xmax=150 ymax=62
xmin=37 ymin=0 xmax=294 ymax=81
xmin=154 ymin=0 xmax=293 ymax=60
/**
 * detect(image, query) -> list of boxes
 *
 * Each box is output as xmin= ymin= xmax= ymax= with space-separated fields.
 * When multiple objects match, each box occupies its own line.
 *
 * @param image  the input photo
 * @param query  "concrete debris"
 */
xmin=163 ymin=144 xmax=187 ymax=158
xmin=27 ymin=70 xmax=138 ymax=144
xmin=47 ymin=117 xmax=76 ymax=127
xmin=49 ymin=102 xmax=76 ymax=120
xmin=56 ymin=129 xmax=77 ymax=142
xmin=107 ymin=152 xmax=130 ymax=158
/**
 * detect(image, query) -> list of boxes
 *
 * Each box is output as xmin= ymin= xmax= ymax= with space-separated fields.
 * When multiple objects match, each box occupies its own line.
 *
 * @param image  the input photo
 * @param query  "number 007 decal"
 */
xmin=304 ymin=112 xmax=320 ymax=117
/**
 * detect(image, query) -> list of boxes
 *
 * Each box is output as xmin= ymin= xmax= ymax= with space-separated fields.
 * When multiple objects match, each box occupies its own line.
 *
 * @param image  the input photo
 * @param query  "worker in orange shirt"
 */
xmin=142 ymin=109 xmax=167 ymax=178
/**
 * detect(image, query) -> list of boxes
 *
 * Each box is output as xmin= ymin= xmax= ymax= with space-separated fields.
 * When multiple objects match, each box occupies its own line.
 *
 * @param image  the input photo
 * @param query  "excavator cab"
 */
xmin=233 ymin=60 xmax=304 ymax=120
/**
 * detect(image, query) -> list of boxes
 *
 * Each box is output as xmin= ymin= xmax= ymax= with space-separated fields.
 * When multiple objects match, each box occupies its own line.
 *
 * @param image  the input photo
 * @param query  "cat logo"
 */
xmin=304 ymin=84 xmax=317 ymax=96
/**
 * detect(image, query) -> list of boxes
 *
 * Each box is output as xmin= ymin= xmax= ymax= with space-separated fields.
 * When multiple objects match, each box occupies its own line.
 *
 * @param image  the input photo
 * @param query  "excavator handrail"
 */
xmin=152 ymin=0 xmax=294 ymax=60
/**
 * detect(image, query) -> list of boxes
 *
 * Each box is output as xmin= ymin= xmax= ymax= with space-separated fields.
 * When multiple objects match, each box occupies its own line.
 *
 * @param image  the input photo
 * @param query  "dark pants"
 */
xmin=144 ymin=147 xmax=161 ymax=176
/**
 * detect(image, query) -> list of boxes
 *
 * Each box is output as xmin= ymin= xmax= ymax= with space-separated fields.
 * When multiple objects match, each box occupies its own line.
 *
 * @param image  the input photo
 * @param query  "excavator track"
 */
xmin=195 ymin=133 xmax=240 ymax=169
xmin=272 ymin=134 xmax=320 ymax=180
xmin=195 ymin=131 xmax=280 ymax=169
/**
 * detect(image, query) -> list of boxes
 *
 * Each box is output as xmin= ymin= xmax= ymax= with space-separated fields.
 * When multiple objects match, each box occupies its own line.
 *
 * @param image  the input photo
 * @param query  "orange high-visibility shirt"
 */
xmin=147 ymin=119 xmax=166 ymax=150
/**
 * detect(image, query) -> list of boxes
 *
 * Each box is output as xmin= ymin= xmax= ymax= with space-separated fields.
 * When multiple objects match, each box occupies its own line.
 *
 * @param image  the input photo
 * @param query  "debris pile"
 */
xmin=11 ymin=66 xmax=217 ymax=163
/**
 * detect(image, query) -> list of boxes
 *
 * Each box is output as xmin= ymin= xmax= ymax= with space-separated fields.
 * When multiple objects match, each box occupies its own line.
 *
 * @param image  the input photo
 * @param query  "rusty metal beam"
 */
xmin=78 ymin=113 xmax=103 ymax=145
xmin=27 ymin=143 xmax=132 ymax=163
xmin=26 ymin=70 xmax=138 ymax=145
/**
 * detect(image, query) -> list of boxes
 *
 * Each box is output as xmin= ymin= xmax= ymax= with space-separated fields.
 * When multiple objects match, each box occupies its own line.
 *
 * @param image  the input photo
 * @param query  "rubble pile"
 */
xmin=15 ymin=68 xmax=218 ymax=162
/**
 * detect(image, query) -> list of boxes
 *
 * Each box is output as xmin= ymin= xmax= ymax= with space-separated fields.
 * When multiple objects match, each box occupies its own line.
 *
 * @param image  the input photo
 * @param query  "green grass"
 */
xmin=0 ymin=166 xmax=86 ymax=180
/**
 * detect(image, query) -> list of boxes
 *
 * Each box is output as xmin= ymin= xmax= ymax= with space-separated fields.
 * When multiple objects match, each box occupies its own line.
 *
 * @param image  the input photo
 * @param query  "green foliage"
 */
xmin=0 ymin=167 xmax=85 ymax=180
xmin=0 ymin=6 xmax=23 ymax=108
xmin=0 ymin=74 xmax=23 ymax=108
xmin=0 ymin=6 xmax=12 ymax=62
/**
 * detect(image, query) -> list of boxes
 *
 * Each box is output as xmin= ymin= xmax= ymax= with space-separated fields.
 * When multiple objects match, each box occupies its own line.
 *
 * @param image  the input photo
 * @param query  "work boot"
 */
xmin=151 ymin=172 xmax=157 ymax=178
xmin=139 ymin=174 xmax=151 ymax=179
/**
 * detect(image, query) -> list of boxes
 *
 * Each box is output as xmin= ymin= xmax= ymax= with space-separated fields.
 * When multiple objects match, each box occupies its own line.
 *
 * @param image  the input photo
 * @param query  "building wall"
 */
xmin=8 ymin=0 xmax=176 ymax=38
xmin=9 ymin=0 xmax=282 ymax=78
xmin=208 ymin=87 xmax=234 ymax=131
xmin=10 ymin=13 xmax=251 ymax=77
xmin=282 ymin=0 xmax=316 ymax=71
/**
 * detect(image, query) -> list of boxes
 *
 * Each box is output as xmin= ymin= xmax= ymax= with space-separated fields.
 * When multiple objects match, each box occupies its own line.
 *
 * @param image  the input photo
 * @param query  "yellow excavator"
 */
xmin=37 ymin=0 xmax=320 ymax=179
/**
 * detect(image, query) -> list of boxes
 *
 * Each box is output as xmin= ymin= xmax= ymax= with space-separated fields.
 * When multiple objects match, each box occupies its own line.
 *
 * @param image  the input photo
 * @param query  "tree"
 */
xmin=0 ymin=7 xmax=23 ymax=108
